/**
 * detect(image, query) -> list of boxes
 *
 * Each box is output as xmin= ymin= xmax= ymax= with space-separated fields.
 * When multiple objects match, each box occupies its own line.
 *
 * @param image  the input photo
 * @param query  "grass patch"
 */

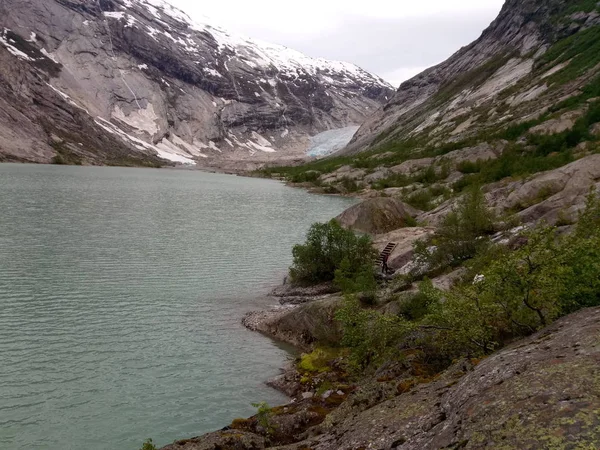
xmin=298 ymin=348 xmax=339 ymax=373
xmin=455 ymin=100 xmax=600 ymax=190
xmin=540 ymin=25 xmax=600 ymax=85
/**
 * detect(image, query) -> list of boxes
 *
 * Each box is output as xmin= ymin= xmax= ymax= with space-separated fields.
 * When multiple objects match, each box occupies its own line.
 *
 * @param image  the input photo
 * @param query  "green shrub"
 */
xmin=559 ymin=192 xmax=600 ymax=310
xmin=339 ymin=176 xmax=360 ymax=193
xmin=425 ymin=194 xmax=600 ymax=357
xmin=289 ymin=220 xmax=377 ymax=286
xmin=456 ymin=160 xmax=484 ymax=174
xmin=335 ymin=295 xmax=413 ymax=369
xmin=397 ymin=278 xmax=442 ymax=321
xmin=330 ymin=194 xmax=600 ymax=373
xmin=334 ymin=256 xmax=377 ymax=294
xmin=414 ymin=188 xmax=496 ymax=271
xmin=290 ymin=170 xmax=321 ymax=184
xmin=404 ymin=189 xmax=434 ymax=211
xmin=139 ymin=439 xmax=157 ymax=450
xmin=251 ymin=402 xmax=275 ymax=435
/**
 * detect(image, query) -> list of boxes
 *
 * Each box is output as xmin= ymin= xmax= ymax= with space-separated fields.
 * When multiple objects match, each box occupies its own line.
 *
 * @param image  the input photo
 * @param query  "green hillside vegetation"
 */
xmin=299 ymin=192 xmax=600 ymax=375
xmin=256 ymin=23 xmax=600 ymax=201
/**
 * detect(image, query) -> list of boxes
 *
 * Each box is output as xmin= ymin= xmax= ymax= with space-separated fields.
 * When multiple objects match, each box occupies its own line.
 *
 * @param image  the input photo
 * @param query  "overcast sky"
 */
xmin=168 ymin=0 xmax=506 ymax=87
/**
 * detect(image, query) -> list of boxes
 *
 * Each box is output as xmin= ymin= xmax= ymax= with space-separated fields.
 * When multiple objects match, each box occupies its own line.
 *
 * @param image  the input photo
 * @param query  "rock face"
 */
xmin=160 ymin=306 xmax=600 ymax=449
xmin=485 ymin=154 xmax=600 ymax=225
xmin=242 ymin=296 xmax=342 ymax=351
xmin=342 ymin=0 xmax=600 ymax=154
xmin=0 ymin=0 xmax=393 ymax=167
xmin=335 ymin=198 xmax=419 ymax=234
xmin=289 ymin=306 xmax=600 ymax=450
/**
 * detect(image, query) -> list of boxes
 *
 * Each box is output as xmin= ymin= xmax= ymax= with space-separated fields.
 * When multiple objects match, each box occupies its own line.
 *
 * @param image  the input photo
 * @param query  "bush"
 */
xmin=334 ymin=256 xmax=377 ymax=294
xmin=335 ymin=295 xmax=413 ymax=369
xmin=330 ymin=193 xmax=600 ymax=375
xmin=414 ymin=187 xmax=496 ymax=272
xmin=404 ymin=189 xmax=434 ymax=211
xmin=397 ymin=278 xmax=442 ymax=321
xmin=289 ymin=220 xmax=377 ymax=287
xmin=426 ymin=194 xmax=600 ymax=357
xmin=139 ymin=439 xmax=157 ymax=450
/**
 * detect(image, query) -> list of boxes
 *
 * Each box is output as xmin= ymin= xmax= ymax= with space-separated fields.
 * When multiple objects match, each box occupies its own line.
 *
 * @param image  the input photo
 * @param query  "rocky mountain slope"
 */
xmin=345 ymin=0 xmax=600 ymax=154
xmin=0 ymin=0 xmax=393 ymax=168
xmin=264 ymin=0 xmax=600 ymax=230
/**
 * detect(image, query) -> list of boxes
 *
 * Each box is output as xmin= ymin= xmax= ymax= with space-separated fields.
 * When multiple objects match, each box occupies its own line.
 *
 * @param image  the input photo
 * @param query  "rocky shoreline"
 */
xmin=160 ymin=296 xmax=600 ymax=449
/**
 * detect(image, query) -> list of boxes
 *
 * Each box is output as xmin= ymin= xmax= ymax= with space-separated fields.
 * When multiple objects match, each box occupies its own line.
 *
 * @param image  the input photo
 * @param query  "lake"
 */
xmin=0 ymin=164 xmax=357 ymax=450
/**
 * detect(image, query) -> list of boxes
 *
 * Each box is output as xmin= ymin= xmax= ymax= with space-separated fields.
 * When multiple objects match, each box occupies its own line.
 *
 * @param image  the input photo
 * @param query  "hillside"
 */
xmin=0 ymin=0 xmax=393 ymax=168
xmin=263 ymin=0 xmax=600 ymax=227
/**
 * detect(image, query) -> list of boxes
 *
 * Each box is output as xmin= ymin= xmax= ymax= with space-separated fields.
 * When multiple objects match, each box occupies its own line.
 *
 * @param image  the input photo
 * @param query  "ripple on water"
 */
xmin=0 ymin=164 xmax=357 ymax=450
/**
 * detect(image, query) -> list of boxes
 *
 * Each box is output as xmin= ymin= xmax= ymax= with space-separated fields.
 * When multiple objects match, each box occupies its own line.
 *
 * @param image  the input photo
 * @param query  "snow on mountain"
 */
xmin=0 ymin=0 xmax=394 ymax=168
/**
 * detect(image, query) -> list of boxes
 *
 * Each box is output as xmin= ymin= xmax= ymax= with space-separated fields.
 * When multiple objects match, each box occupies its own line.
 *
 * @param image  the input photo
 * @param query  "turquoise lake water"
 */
xmin=0 ymin=164 xmax=356 ymax=450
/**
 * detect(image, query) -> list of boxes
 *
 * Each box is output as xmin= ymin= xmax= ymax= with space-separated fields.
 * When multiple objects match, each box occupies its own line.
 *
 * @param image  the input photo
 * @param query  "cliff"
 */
xmin=0 ymin=0 xmax=393 ymax=168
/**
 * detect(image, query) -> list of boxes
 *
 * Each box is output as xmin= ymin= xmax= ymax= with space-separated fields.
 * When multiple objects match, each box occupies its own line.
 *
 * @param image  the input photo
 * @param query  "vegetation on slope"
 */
xmin=305 ymin=192 xmax=600 ymax=374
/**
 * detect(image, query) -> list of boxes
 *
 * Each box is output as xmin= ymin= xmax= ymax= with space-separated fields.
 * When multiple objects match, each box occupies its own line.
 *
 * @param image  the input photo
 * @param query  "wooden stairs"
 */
xmin=377 ymin=242 xmax=398 ymax=270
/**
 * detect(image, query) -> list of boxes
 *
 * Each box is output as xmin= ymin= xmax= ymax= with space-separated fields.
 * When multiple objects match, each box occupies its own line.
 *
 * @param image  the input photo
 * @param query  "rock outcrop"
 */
xmin=343 ymin=0 xmax=600 ymax=155
xmin=335 ymin=198 xmax=419 ymax=235
xmin=0 ymin=0 xmax=393 ymax=167
xmin=161 ymin=306 xmax=600 ymax=449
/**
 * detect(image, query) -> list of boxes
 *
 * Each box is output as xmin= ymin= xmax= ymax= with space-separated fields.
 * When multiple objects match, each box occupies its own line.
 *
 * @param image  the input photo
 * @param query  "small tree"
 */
xmin=139 ymin=439 xmax=157 ymax=450
xmin=335 ymin=295 xmax=413 ymax=369
xmin=289 ymin=220 xmax=377 ymax=287
xmin=414 ymin=187 xmax=496 ymax=272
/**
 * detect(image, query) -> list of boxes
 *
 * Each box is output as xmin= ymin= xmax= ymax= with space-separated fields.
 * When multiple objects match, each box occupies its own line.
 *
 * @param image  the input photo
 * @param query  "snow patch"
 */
xmin=120 ymin=0 xmax=392 ymax=91
xmin=251 ymin=131 xmax=272 ymax=148
xmin=40 ymin=48 xmax=59 ymax=63
xmin=0 ymin=30 xmax=33 ymax=60
xmin=247 ymin=141 xmax=276 ymax=153
xmin=170 ymin=134 xmax=208 ymax=158
xmin=104 ymin=11 xmax=126 ymax=19
xmin=203 ymin=67 xmax=222 ymax=78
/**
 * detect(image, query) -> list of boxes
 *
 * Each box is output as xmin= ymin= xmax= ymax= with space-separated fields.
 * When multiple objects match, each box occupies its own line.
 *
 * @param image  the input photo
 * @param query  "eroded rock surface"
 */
xmin=0 ymin=0 xmax=393 ymax=166
xmin=163 ymin=307 xmax=600 ymax=450
xmin=335 ymin=198 xmax=420 ymax=235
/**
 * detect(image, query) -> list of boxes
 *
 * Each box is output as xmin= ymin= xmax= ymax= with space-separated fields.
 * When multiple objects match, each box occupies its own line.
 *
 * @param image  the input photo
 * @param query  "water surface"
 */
xmin=0 ymin=164 xmax=356 ymax=450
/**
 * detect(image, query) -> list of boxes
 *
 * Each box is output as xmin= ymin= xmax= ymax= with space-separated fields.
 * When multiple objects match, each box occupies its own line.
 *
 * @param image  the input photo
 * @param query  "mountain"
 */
xmin=268 ymin=0 xmax=600 ymax=228
xmin=0 ymin=0 xmax=393 ymax=168
xmin=344 ymin=0 xmax=600 ymax=153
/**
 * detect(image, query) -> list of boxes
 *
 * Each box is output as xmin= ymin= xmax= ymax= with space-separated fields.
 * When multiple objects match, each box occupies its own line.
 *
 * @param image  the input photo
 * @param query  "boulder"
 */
xmin=364 ymin=168 xmax=393 ymax=183
xmin=390 ymin=158 xmax=434 ymax=175
xmin=242 ymin=296 xmax=342 ymax=351
xmin=529 ymin=110 xmax=583 ymax=135
xmin=437 ymin=141 xmax=505 ymax=165
xmin=335 ymin=198 xmax=420 ymax=235
xmin=319 ymin=165 xmax=367 ymax=184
